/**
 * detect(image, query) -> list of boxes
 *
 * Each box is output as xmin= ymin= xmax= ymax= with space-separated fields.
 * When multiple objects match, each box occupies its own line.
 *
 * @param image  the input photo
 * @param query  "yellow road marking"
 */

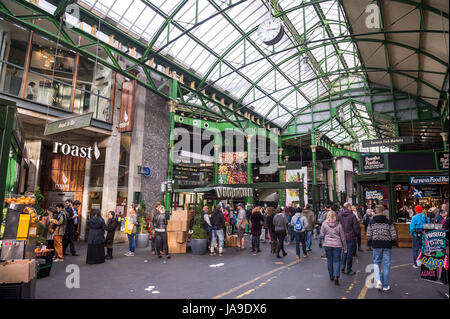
xmin=236 ymin=289 xmax=255 ymax=299
xmin=357 ymin=263 xmax=411 ymax=299
xmin=212 ymin=260 xmax=300 ymax=299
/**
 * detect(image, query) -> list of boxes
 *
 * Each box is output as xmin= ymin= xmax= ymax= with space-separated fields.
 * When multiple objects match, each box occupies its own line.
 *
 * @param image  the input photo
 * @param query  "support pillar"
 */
xmin=213 ymin=144 xmax=220 ymax=207
xmin=441 ymin=132 xmax=448 ymax=152
xmin=278 ymin=147 xmax=283 ymax=208
xmin=311 ymin=145 xmax=318 ymax=212
xmin=394 ymin=121 xmax=400 ymax=152
xmin=332 ymin=157 xmax=338 ymax=203
xmin=246 ymin=134 xmax=253 ymax=208
xmin=165 ymin=100 xmax=176 ymax=212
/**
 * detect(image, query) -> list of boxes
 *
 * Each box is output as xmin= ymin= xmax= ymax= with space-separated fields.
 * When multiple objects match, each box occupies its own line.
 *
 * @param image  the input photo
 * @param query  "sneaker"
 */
xmin=53 ymin=258 xmax=60 ymax=262
xmin=319 ymin=243 xmax=322 ymax=248
xmin=124 ymin=252 xmax=131 ymax=256
xmin=219 ymin=253 xmax=223 ymax=257
xmin=166 ymin=255 xmax=171 ymax=259
xmin=334 ymin=278 xmax=339 ymax=286
xmin=382 ymin=286 xmax=390 ymax=291
xmin=126 ymin=252 xmax=135 ymax=257
xmin=376 ymin=280 xmax=382 ymax=290
xmin=296 ymin=255 xmax=301 ymax=260
xmin=257 ymin=249 xmax=262 ymax=253
xmin=282 ymin=252 xmax=288 ymax=257
xmin=412 ymin=265 xmax=419 ymax=269
xmin=209 ymin=252 xmax=216 ymax=256
xmin=347 ymin=270 xmax=356 ymax=275
xmin=303 ymin=254 xmax=308 ymax=258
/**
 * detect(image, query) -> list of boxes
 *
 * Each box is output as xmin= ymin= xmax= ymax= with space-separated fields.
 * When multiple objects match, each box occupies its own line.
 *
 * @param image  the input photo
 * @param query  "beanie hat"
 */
xmin=414 ymin=205 xmax=423 ymax=213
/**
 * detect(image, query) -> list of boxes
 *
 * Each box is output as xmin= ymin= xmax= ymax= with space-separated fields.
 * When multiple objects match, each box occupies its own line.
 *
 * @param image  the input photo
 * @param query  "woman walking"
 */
xmin=273 ymin=208 xmax=288 ymax=258
xmin=105 ymin=211 xmax=118 ymax=260
xmin=125 ymin=204 xmax=138 ymax=257
xmin=320 ymin=209 xmax=347 ymax=285
xmin=153 ymin=204 xmax=170 ymax=259
xmin=86 ymin=209 xmax=107 ymax=264
xmin=250 ymin=207 xmax=264 ymax=254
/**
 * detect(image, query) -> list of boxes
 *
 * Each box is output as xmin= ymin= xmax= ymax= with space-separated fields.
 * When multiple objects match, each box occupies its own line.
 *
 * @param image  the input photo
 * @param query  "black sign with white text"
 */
xmin=361 ymin=154 xmax=386 ymax=172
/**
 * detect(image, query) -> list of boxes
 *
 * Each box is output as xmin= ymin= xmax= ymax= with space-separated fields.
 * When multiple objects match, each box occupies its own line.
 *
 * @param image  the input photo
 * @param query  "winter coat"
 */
xmin=52 ymin=211 xmax=67 ymax=236
xmin=210 ymin=209 xmax=225 ymax=230
xmin=290 ymin=213 xmax=308 ymax=232
xmin=250 ymin=211 xmax=264 ymax=236
xmin=267 ymin=214 xmax=275 ymax=232
xmin=153 ymin=212 xmax=167 ymax=232
xmin=65 ymin=207 xmax=75 ymax=233
xmin=105 ymin=218 xmax=118 ymax=246
xmin=338 ymin=209 xmax=360 ymax=241
xmin=302 ymin=209 xmax=316 ymax=231
xmin=366 ymin=214 xmax=397 ymax=249
xmin=87 ymin=216 xmax=106 ymax=245
xmin=320 ymin=221 xmax=347 ymax=251
xmin=410 ymin=213 xmax=430 ymax=236
xmin=273 ymin=213 xmax=288 ymax=232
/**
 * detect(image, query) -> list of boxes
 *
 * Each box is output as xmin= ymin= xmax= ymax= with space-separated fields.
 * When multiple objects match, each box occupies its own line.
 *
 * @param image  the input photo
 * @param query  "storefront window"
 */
xmin=118 ymin=134 xmax=131 ymax=187
xmin=0 ymin=21 xmax=29 ymax=96
xmin=89 ymin=147 xmax=106 ymax=187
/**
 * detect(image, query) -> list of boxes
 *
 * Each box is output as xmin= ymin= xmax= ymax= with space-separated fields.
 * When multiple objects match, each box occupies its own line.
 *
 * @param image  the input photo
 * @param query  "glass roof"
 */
xmin=75 ymin=0 xmax=366 ymax=128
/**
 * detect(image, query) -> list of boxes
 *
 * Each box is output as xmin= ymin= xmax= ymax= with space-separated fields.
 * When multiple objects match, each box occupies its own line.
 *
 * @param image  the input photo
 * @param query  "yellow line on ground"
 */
xmin=236 ymin=289 xmax=255 ymax=299
xmin=212 ymin=260 xmax=300 ymax=299
xmin=357 ymin=263 xmax=411 ymax=299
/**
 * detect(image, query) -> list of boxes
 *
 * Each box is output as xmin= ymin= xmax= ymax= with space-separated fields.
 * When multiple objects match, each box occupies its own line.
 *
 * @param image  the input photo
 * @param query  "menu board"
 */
xmin=438 ymin=152 xmax=449 ymax=170
xmin=361 ymin=154 xmax=386 ymax=172
xmin=420 ymin=230 xmax=447 ymax=282
xmin=365 ymin=189 xmax=384 ymax=200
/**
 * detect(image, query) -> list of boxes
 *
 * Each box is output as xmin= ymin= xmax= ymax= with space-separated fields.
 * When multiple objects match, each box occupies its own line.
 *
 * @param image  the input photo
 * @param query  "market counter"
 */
xmin=360 ymin=221 xmax=412 ymax=247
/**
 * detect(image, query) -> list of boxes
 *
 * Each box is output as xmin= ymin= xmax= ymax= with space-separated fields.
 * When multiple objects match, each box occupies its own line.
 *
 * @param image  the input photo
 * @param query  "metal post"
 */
xmin=213 ymin=144 xmax=220 ymax=207
xmin=441 ymin=132 xmax=448 ymax=152
xmin=332 ymin=157 xmax=338 ymax=202
xmin=246 ymin=134 xmax=253 ymax=207
xmin=278 ymin=147 xmax=283 ymax=208
xmin=311 ymin=144 xmax=318 ymax=212
xmin=165 ymin=100 xmax=176 ymax=212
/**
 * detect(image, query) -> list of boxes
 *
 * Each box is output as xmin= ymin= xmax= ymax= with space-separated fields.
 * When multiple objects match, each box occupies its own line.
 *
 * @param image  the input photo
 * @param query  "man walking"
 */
xmin=210 ymin=204 xmax=225 ymax=256
xmin=63 ymin=199 xmax=79 ymax=256
xmin=291 ymin=207 xmax=309 ymax=259
xmin=338 ymin=202 xmax=360 ymax=275
xmin=367 ymin=205 xmax=397 ymax=291
xmin=303 ymin=204 xmax=316 ymax=252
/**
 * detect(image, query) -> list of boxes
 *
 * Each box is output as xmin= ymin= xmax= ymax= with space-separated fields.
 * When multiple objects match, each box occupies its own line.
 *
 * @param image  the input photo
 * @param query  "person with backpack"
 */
xmin=320 ymin=208 xmax=347 ymax=286
xmin=290 ymin=207 xmax=309 ymax=260
xmin=410 ymin=205 xmax=430 ymax=268
xmin=49 ymin=203 xmax=67 ymax=262
xmin=273 ymin=208 xmax=288 ymax=258
xmin=367 ymin=205 xmax=397 ymax=291
xmin=105 ymin=211 xmax=118 ymax=260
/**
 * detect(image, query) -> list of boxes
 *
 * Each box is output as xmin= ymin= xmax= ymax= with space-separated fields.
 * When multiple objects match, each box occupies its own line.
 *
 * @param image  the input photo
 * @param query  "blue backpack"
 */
xmin=294 ymin=218 xmax=303 ymax=231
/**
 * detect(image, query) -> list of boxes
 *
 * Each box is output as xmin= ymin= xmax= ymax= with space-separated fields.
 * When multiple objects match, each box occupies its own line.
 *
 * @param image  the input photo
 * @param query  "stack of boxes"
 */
xmin=225 ymin=234 xmax=240 ymax=247
xmin=167 ymin=210 xmax=190 ymax=254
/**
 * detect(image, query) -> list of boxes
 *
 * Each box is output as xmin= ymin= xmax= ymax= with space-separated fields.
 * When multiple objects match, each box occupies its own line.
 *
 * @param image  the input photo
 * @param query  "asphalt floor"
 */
xmin=35 ymin=234 xmax=449 ymax=299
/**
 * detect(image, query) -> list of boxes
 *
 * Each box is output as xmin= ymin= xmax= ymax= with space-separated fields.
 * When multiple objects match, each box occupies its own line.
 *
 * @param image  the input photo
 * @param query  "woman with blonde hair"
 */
xmin=320 ymin=206 xmax=347 ymax=285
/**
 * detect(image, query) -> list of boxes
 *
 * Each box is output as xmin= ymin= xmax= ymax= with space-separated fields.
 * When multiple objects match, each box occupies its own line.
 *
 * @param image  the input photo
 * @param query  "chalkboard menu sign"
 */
xmin=361 ymin=154 xmax=386 ymax=172
xmin=389 ymin=152 xmax=435 ymax=171
xmin=438 ymin=152 xmax=449 ymax=170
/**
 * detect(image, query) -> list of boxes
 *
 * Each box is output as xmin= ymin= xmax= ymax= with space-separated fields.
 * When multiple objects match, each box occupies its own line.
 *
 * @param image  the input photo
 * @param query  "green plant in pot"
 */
xmin=191 ymin=211 xmax=208 ymax=255
xmin=135 ymin=200 xmax=149 ymax=248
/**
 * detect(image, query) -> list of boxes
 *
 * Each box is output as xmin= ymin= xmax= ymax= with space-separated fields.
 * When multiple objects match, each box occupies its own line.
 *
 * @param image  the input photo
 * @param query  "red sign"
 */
xmin=119 ymin=80 xmax=136 ymax=133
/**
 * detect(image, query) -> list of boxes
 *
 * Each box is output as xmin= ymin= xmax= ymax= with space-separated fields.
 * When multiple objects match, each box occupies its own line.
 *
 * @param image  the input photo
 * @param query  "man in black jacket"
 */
xmin=210 ymin=204 xmax=225 ymax=256
xmin=63 ymin=199 xmax=79 ymax=256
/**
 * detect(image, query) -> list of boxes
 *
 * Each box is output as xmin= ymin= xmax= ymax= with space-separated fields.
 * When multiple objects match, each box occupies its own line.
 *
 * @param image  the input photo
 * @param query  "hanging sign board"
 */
xmin=361 ymin=136 xmax=414 ymax=148
xmin=43 ymin=112 xmax=93 ymax=136
xmin=438 ymin=152 xmax=449 ymax=170
xmin=361 ymin=154 xmax=386 ymax=172
xmin=410 ymin=176 xmax=449 ymax=185
xmin=118 ymin=80 xmax=136 ymax=133
xmin=415 ymin=186 xmax=441 ymax=198
xmin=365 ymin=190 xmax=384 ymax=201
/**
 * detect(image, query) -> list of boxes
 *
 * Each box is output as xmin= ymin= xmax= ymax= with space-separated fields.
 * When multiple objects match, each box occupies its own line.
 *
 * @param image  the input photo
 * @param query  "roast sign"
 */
xmin=52 ymin=142 xmax=100 ymax=159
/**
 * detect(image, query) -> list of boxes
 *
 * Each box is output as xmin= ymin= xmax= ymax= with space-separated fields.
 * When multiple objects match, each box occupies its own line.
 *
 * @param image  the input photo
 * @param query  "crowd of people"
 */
xmin=38 ymin=198 xmax=449 ymax=290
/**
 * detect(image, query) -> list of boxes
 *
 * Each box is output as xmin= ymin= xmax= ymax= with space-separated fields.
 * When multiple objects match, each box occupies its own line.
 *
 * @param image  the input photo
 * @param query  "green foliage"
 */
xmin=33 ymin=187 xmax=45 ymax=217
xmin=36 ymin=222 xmax=48 ymax=245
xmin=191 ymin=212 xmax=206 ymax=239
xmin=137 ymin=200 xmax=148 ymax=234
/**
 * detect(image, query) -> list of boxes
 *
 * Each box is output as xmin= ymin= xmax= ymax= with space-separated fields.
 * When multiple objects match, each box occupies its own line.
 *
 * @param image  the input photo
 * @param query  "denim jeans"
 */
xmin=325 ymin=246 xmax=342 ymax=280
xmin=128 ymin=233 xmax=135 ymax=253
xmin=373 ymin=248 xmax=392 ymax=288
xmin=341 ymin=239 xmax=356 ymax=272
xmin=252 ymin=235 xmax=261 ymax=250
xmin=318 ymin=225 xmax=323 ymax=245
xmin=211 ymin=229 xmax=224 ymax=252
xmin=412 ymin=235 xmax=422 ymax=266
xmin=289 ymin=225 xmax=295 ymax=243
xmin=305 ymin=230 xmax=313 ymax=250
xmin=293 ymin=231 xmax=307 ymax=256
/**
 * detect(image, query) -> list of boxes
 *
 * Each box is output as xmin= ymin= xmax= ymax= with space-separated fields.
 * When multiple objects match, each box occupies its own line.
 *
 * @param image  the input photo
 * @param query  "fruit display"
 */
xmin=25 ymin=206 xmax=38 ymax=224
xmin=34 ymin=247 xmax=54 ymax=257
xmin=3 ymin=194 xmax=36 ymax=205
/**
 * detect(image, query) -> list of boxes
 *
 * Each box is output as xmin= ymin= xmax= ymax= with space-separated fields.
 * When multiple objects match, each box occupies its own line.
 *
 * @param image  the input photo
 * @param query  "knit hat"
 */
xmin=414 ymin=205 xmax=423 ymax=213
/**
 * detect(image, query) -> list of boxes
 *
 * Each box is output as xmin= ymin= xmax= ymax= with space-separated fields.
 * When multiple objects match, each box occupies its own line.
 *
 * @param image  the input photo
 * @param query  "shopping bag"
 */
xmin=123 ymin=218 xmax=133 ymax=235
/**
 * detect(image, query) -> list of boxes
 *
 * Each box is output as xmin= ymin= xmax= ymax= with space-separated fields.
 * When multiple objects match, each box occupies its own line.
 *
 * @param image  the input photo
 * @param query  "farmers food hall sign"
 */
xmin=410 ymin=176 xmax=449 ymax=185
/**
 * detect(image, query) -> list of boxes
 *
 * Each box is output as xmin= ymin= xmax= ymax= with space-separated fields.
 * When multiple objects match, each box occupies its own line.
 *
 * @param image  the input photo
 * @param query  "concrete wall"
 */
xmin=140 ymin=86 xmax=170 ymax=209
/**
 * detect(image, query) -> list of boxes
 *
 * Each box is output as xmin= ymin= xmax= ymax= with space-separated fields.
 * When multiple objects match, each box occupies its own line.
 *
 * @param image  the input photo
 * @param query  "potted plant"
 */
xmin=191 ymin=212 xmax=207 ymax=255
xmin=135 ymin=200 xmax=149 ymax=248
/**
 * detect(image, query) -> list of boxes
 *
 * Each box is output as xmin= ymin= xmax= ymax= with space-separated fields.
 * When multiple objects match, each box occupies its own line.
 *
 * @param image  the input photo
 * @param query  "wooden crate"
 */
xmin=167 ymin=219 xmax=189 ymax=232
xmin=168 ymin=242 xmax=187 ymax=254
xmin=394 ymin=223 xmax=413 ymax=248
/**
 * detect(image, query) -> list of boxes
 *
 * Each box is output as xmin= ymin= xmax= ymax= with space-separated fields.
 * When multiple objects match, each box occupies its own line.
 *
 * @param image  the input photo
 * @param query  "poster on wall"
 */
xmin=118 ymin=80 xmax=136 ymax=133
xmin=364 ymin=190 xmax=384 ymax=201
xmin=217 ymin=152 xmax=247 ymax=184
xmin=361 ymin=154 xmax=386 ymax=172
xmin=420 ymin=230 xmax=447 ymax=281
xmin=438 ymin=152 xmax=449 ymax=170
xmin=285 ymin=167 xmax=307 ymax=205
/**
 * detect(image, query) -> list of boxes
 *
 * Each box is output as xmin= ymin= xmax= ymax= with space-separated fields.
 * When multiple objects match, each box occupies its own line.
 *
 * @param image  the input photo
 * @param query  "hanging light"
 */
xmin=301 ymin=55 xmax=310 ymax=73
